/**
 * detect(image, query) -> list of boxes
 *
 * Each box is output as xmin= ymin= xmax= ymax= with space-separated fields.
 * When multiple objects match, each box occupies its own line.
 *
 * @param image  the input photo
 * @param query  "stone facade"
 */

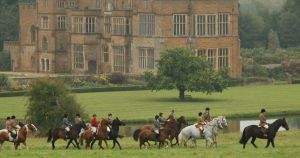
xmin=4 ymin=0 xmax=241 ymax=77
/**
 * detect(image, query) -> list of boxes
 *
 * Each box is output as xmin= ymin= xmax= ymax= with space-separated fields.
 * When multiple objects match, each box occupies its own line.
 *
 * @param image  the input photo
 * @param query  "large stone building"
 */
xmin=4 ymin=0 xmax=241 ymax=77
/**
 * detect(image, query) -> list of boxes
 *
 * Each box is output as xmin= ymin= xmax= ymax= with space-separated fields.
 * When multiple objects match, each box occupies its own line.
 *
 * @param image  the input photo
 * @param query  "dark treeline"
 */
xmin=239 ymin=0 xmax=300 ymax=48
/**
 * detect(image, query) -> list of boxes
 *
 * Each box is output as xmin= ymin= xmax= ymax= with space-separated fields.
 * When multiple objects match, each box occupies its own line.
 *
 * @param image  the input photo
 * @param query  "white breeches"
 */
xmin=264 ymin=124 xmax=269 ymax=129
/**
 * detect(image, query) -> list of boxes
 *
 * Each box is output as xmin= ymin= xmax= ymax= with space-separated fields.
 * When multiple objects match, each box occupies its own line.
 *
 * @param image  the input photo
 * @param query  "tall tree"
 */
xmin=267 ymin=29 xmax=281 ymax=51
xmin=144 ymin=47 xmax=229 ymax=100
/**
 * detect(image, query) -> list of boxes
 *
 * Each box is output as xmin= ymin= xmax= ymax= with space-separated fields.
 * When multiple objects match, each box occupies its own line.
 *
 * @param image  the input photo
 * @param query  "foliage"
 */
xmin=267 ymin=29 xmax=281 ymax=51
xmin=144 ymin=47 xmax=229 ymax=100
xmin=0 ymin=51 xmax=11 ymax=70
xmin=0 ymin=74 xmax=9 ymax=90
xmin=25 ymin=78 xmax=86 ymax=134
xmin=109 ymin=72 xmax=127 ymax=84
xmin=92 ymin=74 xmax=109 ymax=84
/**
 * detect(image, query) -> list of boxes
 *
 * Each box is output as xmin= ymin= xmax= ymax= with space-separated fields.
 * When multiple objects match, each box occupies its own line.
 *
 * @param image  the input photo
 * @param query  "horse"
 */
xmin=47 ymin=121 xmax=87 ymax=150
xmin=178 ymin=116 xmax=228 ymax=147
xmin=0 ymin=122 xmax=38 ymax=150
xmin=133 ymin=128 xmax=173 ymax=149
xmin=81 ymin=118 xmax=126 ymax=150
xmin=239 ymin=118 xmax=289 ymax=149
xmin=135 ymin=116 xmax=188 ymax=146
xmin=90 ymin=119 xmax=109 ymax=149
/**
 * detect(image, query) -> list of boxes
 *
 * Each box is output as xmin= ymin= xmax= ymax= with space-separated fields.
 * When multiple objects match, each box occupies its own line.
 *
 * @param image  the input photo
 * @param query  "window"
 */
xmin=42 ymin=37 xmax=48 ymax=52
xmin=218 ymin=48 xmax=229 ymax=68
xmin=86 ymin=17 xmax=96 ymax=33
xmin=128 ymin=0 xmax=132 ymax=9
xmin=207 ymin=15 xmax=216 ymax=36
xmin=30 ymin=26 xmax=36 ymax=42
xmin=112 ymin=17 xmax=129 ymax=35
xmin=44 ymin=0 xmax=48 ymax=8
xmin=69 ymin=1 xmax=76 ymax=8
xmin=195 ymin=49 xmax=206 ymax=57
xmin=173 ymin=14 xmax=187 ymax=36
xmin=103 ymin=46 xmax=109 ymax=63
xmin=218 ymin=14 xmax=229 ymax=35
xmin=41 ymin=16 xmax=49 ymax=29
xmin=105 ymin=0 xmax=112 ymax=11
xmin=113 ymin=0 xmax=117 ymax=9
xmin=41 ymin=58 xmax=50 ymax=71
xmin=113 ymin=46 xmax=125 ymax=72
xmin=139 ymin=48 xmax=154 ymax=69
xmin=96 ymin=0 xmax=101 ymax=8
xmin=57 ymin=0 xmax=65 ymax=9
xmin=57 ymin=16 xmax=66 ymax=29
xmin=207 ymin=49 xmax=217 ymax=68
xmin=139 ymin=14 xmax=155 ymax=36
xmin=72 ymin=17 xmax=83 ymax=33
xmin=73 ymin=44 xmax=84 ymax=69
xmin=194 ymin=15 xmax=206 ymax=36
xmin=104 ymin=16 xmax=111 ymax=34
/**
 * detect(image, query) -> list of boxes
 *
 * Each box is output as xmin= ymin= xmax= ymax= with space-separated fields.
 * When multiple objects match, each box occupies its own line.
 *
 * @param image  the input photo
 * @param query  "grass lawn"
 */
xmin=0 ymin=84 xmax=300 ymax=121
xmin=0 ymin=130 xmax=299 ymax=158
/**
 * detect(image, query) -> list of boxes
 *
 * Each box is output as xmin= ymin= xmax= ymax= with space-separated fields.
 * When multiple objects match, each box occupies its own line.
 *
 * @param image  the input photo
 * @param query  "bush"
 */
xmin=292 ymin=79 xmax=300 ymax=84
xmin=25 ymin=78 xmax=87 ymax=135
xmin=109 ymin=72 xmax=127 ymax=84
xmin=0 ymin=74 xmax=9 ymax=90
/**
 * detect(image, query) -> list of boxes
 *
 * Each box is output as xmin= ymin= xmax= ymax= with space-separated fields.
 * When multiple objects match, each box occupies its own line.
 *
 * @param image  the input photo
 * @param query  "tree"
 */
xmin=267 ymin=29 xmax=281 ymax=51
xmin=26 ymin=78 xmax=87 ymax=134
xmin=144 ymin=47 xmax=229 ymax=100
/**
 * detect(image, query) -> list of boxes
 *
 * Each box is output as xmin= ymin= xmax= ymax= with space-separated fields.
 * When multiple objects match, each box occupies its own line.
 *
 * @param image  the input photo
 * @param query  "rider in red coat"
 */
xmin=90 ymin=114 xmax=98 ymax=127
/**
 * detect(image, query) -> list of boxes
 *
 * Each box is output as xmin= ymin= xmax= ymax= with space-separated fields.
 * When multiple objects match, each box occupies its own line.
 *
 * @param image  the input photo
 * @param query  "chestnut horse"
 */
xmin=133 ymin=128 xmax=173 ymax=149
xmin=47 ymin=121 xmax=87 ymax=150
xmin=0 ymin=123 xmax=38 ymax=150
xmin=134 ymin=116 xmax=188 ymax=146
xmin=90 ymin=119 xmax=109 ymax=149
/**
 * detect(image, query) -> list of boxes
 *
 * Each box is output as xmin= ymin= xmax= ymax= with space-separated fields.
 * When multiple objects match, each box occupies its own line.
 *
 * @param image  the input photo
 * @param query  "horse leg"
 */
xmin=265 ymin=139 xmax=271 ymax=148
xmin=91 ymin=139 xmax=96 ymax=149
xmin=99 ymin=140 xmax=104 ymax=150
xmin=115 ymin=139 xmax=122 ymax=150
xmin=104 ymin=140 xmax=108 ymax=149
xmin=271 ymin=139 xmax=275 ymax=148
xmin=23 ymin=142 xmax=28 ymax=150
xmin=251 ymin=137 xmax=258 ymax=148
xmin=243 ymin=136 xmax=251 ymax=149
xmin=74 ymin=139 xmax=80 ymax=149
xmin=112 ymin=139 xmax=116 ymax=149
xmin=66 ymin=139 xmax=73 ymax=149
xmin=52 ymin=138 xmax=57 ymax=150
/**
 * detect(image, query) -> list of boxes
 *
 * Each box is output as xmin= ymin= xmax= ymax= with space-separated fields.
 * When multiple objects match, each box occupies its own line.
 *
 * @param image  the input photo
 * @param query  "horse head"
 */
xmin=113 ymin=117 xmax=126 ymax=126
xmin=177 ymin=116 xmax=188 ymax=126
xmin=219 ymin=116 xmax=228 ymax=128
xmin=81 ymin=120 xmax=88 ymax=130
xmin=281 ymin=118 xmax=289 ymax=131
xmin=26 ymin=122 xmax=38 ymax=132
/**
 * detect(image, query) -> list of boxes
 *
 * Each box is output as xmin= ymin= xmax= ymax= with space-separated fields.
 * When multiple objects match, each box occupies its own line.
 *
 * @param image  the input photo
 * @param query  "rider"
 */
xmin=153 ymin=115 xmax=161 ymax=141
xmin=259 ymin=108 xmax=268 ymax=136
xmin=6 ymin=116 xmax=16 ymax=141
xmin=7 ymin=115 xmax=18 ymax=142
xmin=75 ymin=113 xmax=82 ymax=124
xmin=196 ymin=112 xmax=206 ymax=138
xmin=90 ymin=114 xmax=98 ymax=127
xmin=203 ymin=107 xmax=211 ymax=123
xmin=167 ymin=109 xmax=175 ymax=121
xmin=158 ymin=112 xmax=165 ymax=125
xmin=63 ymin=114 xmax=72 ymax=139
xmin=107 ymin=113 xmax=113 ymax=139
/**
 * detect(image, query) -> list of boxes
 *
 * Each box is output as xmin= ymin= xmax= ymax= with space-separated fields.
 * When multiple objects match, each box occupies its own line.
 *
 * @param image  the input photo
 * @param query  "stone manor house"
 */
xmin=4 ymin=0 xmax=241 ymax=77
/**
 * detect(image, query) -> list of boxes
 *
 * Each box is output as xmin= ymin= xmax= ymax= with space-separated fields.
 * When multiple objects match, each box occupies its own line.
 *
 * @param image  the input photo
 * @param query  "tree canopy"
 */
xmin=144 ymin=47 xmax=229 ymax=100
xmin=26 ymin=78 xmax=87 ymax=134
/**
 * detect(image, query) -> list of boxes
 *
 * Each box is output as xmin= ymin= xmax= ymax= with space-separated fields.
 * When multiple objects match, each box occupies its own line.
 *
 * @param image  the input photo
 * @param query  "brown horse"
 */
xmin=47 ymin=121 xmax=87 ymax=150
xmin=90 ymin=119 xmax=109 ymax=149
xmin=135 ymin=116 xmax=188 ymax=146
xmin=133 ymin=128 xmax=173 ymax=149
xmin=0 ymin=123 xmax=38 ymax=150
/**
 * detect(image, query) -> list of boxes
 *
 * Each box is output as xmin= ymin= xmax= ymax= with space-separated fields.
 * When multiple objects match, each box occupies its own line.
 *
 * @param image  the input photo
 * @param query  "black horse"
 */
xmin=239 ymin=118 xmax=289 ymax=148
xmin=91 ymin=117 xmax=126 ymax=150
xmin=47 ymin=121 xmax=88 ymax=150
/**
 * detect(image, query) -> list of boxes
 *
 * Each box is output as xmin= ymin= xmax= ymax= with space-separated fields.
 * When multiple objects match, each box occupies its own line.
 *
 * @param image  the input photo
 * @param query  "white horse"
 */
xmin=178 ymin=116 xmax=228 ymax=147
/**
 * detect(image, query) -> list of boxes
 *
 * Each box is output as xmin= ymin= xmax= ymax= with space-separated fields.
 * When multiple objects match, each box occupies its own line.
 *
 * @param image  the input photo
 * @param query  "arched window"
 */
xmin=42 ymin=37 xmax=48 ymax=52
xmin=30 ymin=26 xmax=36 ymax=42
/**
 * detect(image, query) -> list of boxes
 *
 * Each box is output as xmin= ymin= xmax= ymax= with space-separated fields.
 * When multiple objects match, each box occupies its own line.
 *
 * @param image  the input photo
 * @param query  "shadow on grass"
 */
xmin=141 ymin=97 xmax=228 ymax=103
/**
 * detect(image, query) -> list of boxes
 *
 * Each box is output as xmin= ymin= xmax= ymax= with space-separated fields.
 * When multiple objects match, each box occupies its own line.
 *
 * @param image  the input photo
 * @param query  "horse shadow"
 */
xmin=141 ymin=97 xmax=227 ymax=103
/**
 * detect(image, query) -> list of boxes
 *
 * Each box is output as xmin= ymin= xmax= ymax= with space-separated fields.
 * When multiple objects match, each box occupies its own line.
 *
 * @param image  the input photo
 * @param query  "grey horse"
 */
xmin=178 ymin=116 xmax=228 ymax=147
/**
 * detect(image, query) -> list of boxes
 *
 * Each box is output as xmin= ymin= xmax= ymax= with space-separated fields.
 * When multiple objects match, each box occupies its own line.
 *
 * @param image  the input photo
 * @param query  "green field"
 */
xmin=0 ymin=84 xmax=300 ymax=121
xmin=0 ymin=130 xmax=299 ymax=158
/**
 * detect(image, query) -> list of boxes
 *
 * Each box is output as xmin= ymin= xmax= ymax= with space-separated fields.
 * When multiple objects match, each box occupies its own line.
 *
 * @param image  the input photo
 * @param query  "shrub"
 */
xmin=0 ymin=74 xmax=9 ymax=90
xmin=109 ymin=72 xmax=127 ymax=84
xmin=25 ymin=78 xmax=86 ymax=135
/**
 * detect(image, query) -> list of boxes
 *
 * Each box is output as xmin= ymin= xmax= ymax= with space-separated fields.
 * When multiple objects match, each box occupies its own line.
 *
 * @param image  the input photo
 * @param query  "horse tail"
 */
xmin=133 ymin=129 xmax=141 ymax=141
xmin=47 ymin=129 xmax=52 ymax=143
xmin=239 ymin=128 xmax=247 ymax=144
xmin=178 ymin=132 xmax=185 ymax=145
